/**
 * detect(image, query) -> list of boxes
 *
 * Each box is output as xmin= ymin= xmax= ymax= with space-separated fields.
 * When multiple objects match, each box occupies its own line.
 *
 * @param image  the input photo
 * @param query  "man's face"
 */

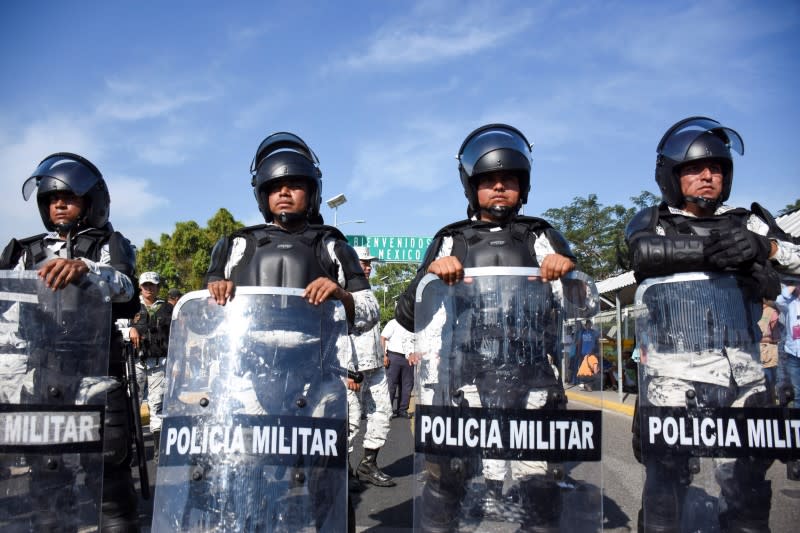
xmin=359 ymin=259 xmax=372 ymax=277
xmin=267 ymin=178 xmax=308 ymax=218
xmin=140 ymin=282 xmax=159 ymax=302
xmin=48 ymin=191 xmax=84 ymax=230
xmin=678 ymin=160 xmax=724 ymax=202
xmin=476 ymin=172 xmax=520 ymax=217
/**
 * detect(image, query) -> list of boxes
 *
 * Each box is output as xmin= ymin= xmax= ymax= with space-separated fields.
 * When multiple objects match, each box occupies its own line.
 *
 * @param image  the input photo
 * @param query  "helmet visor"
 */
xmin=22 ymin=155 xmax=101 ymax=200
xmin=459 ymin=126 xmax=531 ymax=177
xmin=251 ymin=132 xmax=319 ymax=174
xmin=659 ymin=117 xmax=743 ymax=161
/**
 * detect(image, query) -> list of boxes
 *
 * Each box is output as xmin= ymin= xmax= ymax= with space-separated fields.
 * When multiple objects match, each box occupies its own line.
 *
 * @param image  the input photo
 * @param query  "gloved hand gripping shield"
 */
xmin=412 ymin=267 xmax=602 ymax=532
xmin=0 ymin=270 xmax=112 ymax=531
xmin=151 ymin=287 xmax=348 ymax=533
xmin=633 ymin=272 xmax=800 ymax=532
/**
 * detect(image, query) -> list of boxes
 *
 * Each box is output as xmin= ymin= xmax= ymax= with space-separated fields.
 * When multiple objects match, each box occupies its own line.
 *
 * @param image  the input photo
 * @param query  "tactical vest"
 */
xmin=439 ymin=217 xmax=567 ymax=268
xmin=228 ymin=225 xmax=341 ymax=289
xmin=657 ymin=205 xmax=751 ymax=238
xmin=132 ymin=300 xmax=172 ymax=359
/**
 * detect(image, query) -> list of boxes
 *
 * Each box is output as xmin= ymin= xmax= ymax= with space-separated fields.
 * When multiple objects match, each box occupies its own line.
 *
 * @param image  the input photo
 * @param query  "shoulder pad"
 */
xmin=514 ymin=215 xmax=554 ymax=232
xmin=333 ymin=241 xmax=370 ymax=292
xmin=232 ymin=224 xmax=269 ymax=239
xmin=107 ymin=232 xmax=136 ymax=277
xmin=434 ymin=219 xmax=473 ymax=238
xmin=0 ymin=233 xmax=46 ymax=270
xmin=750 ymin=202 xmax=794 ymax=241
xmin=625 ymin=206 xmax=659 ymax=242
xmin=206 ymin=236 xmax=232 ymax=282
xmin=310 ymin=224 xmax=348 ymax=242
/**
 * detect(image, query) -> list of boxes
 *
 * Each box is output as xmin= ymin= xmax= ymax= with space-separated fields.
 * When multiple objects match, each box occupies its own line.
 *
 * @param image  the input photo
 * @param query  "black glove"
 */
xmin=705 ymin=228 xmax=772 ymax=269
xmin=750 ymin=262 xmax=781 ymax=300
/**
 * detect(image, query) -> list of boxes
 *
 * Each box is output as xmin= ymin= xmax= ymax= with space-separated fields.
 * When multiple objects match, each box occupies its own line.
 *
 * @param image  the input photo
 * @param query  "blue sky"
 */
xmin=1 ymin=1 xmax=798 ymax=250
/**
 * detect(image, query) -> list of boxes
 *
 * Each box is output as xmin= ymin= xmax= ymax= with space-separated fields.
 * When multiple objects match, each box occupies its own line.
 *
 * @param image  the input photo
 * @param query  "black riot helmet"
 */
xmin=250 ymin=132 xmax=323 ymax=224
xmin=655 ymin=116 xmax=744 ymax=209
xmin=458 ymin=124 xmax=532 ymax=218
xmin=22 ymin=152 xmax=110 ymax=232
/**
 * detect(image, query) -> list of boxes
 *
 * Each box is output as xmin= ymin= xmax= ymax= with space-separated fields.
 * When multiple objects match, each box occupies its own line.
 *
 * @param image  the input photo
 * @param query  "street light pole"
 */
xmin=326 ymin=193 xmax=347 ymax=227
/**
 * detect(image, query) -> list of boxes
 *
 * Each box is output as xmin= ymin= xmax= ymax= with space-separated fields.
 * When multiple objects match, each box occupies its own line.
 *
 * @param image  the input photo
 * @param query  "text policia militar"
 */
xmin=0 ymin=406 xmax=104 ymax=454
xmin=414 ymin=405 xmax=602 ymax=461
xmin=641 ymin=406 xmax=800 ymax=460
xmin=158 ymin=414 xmax=347 ymax=467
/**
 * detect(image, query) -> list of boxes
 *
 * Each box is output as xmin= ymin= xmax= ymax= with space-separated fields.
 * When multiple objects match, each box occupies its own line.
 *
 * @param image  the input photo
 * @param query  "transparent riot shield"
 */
xmin=152 ymin=287 xmax=348 ymax=532
xmin=0 ymin=270 xmax=111 ymax=532
xmin=413 ymin=267 xmax=602 ymax=532
xmin=634 ymin=272 xmax=800 ymax=532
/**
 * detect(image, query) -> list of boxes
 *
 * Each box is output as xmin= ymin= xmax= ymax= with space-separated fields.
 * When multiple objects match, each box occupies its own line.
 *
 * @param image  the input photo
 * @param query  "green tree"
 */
xmin=778 ymin=198 xmax=800 ymax=216
xmin=371 ymin=262 xmax=418 ymax=326
xmin=136 ymin=208 xmax=244 ymax=296
xmin=541 ymin=191 xmax=659 ymax=279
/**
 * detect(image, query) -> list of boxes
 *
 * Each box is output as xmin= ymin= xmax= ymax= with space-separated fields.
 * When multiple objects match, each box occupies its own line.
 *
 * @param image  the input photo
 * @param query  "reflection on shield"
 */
xmin=413 ymin=267 xmax=602 ymax=532
xmin=152 ymin=288 xmax=348 ymax=532
xmin=0 ymin=271 xmax=111 ymax=531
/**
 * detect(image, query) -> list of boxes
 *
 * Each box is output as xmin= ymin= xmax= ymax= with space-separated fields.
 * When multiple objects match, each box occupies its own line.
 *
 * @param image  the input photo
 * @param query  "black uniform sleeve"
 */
xmin=625 ymin=207 xmax=708 ymax=280
xmin=0 ymin=239 xmax=22 ymax=270
xmin=107 ymin=232 xmax=140 ymax=320
xmin=332 ymin=240 xmax=370 ymax=292
xmin=395 ymin=233 xmax=447 ymax=331
xmin=206 ymin=236 xmax=232 ymax=283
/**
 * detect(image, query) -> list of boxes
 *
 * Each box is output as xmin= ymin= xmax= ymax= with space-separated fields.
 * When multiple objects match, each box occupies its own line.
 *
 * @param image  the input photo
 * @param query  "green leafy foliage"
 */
xmin=135 ymin=208 xmax=244 ymax=297
xmin=541 ymin=191 xmax=659 ymax=279
xmin=370 ymin=262 xmax=418 ymax=327
xmin=778 ymin=198 xmax=800 ymax=217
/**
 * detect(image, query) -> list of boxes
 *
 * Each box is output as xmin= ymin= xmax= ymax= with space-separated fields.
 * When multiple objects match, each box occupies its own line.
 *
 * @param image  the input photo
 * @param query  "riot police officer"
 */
xmin=626 ymin=116 xmax=800 ymax=532
xmin=395 ymin=124 xmax=577 ymax=532
xmin=0 ymin=152 xmax=140 ymax=531
xmin=206 ymin=131 xmax=379 ymax=531
xmin=128 ymin=271 xmax=172 ymax=461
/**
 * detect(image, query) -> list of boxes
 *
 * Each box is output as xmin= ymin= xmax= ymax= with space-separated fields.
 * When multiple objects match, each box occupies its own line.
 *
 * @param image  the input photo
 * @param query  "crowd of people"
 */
xmin=1 ymin=115 xmax=799 ymax=532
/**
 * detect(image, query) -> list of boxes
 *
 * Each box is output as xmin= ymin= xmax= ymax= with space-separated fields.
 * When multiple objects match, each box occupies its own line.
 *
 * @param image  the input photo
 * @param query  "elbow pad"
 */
xmin=630 ymin=235 xmax=707 ymax=277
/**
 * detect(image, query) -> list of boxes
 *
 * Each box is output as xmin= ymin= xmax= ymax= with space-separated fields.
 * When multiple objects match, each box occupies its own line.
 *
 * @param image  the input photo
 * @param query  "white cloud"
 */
xmin=0 ymin=116 xmax=105 ymax=246
xmin=96 ymin=77 xmax=217 ymax=121
xmin=337 ymin=2 xmax=535 ymax=70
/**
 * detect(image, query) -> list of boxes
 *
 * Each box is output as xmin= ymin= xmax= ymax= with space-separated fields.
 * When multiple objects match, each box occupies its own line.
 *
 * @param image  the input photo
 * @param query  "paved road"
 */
xmin=133 ymin=388 xmax=800 ymax=531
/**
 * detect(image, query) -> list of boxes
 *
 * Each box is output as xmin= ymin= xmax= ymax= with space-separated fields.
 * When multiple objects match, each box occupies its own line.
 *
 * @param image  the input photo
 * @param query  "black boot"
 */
xmin=357 ymin=448 xmax=396 ymax=487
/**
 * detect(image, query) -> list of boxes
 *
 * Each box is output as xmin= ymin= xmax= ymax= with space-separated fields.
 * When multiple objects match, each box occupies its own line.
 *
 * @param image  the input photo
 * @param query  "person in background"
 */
xmin=348 ymin=246 xmax=395 ymax=488
xmin=573 ymin=319 xmax=600 ymax=386
xmin=381 ymin=317 xmax=415 ymax=419
xmin=758 ymin=299 xmax=781 ymax=403
xmin=167 ymin=288 xmax=183 ymax=307
xmin=128 ymin=271 xmax=172 ymax=461
xmin=776 ymin=285 xmax=800 ymax=407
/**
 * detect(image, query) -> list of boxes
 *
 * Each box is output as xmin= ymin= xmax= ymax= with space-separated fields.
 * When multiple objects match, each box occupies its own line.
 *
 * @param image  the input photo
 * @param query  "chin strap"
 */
xmin=684 ymin=195 xmax=722 ymax=211
xmin=277 ymin=211 xmax=307 ymax=227
xmin=481 ymin=205 xmax=517 ymax=222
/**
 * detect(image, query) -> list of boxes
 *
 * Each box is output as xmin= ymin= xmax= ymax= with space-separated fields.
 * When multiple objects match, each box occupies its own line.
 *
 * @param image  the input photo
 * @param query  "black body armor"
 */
xmin=395 ymin=216 xmax=574 ymax=331
xmin=207 ymin=223 xmax=369 ymax=292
